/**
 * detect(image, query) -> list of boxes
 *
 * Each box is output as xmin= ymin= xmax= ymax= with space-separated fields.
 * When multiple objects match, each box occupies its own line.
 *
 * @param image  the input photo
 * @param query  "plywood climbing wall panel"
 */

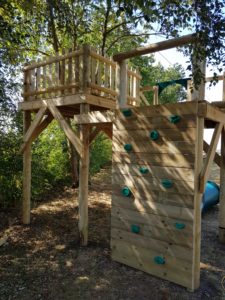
xmin=111 ymin=102 xmax=201 ymax=290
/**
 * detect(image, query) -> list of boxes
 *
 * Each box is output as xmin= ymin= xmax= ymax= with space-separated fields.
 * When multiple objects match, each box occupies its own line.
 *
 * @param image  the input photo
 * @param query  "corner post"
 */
xmin=78 ymin=45 xmax=91 ymax=246
xmin=192 ymin=115 xmax=204 ymax=290
xmin=219 ymin=72 xmax=225 ymax=243
xmin=22 ymin=68 xmax=32 ymax=224
xmin=118 ymin=60 xmax=127 ymax=108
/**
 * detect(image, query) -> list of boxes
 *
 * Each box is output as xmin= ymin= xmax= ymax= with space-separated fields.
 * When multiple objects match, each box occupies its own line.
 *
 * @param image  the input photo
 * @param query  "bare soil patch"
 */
xmin=0 ymin=164 xmax=225 ymax=300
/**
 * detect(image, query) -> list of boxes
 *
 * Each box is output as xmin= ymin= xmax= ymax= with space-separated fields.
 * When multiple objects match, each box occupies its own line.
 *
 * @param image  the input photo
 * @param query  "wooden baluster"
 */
xmin=42 ymin=65 xmax=47 ymax=99
xmin=75 ymin=49 xmax=80 ymax=92
xmin=36 ymin=64 xmax=41 ymax=100
xmin=60 ymin=49 xmax=66 ymax=95
xmin=68 ymin=48 xmax=73 ymax=94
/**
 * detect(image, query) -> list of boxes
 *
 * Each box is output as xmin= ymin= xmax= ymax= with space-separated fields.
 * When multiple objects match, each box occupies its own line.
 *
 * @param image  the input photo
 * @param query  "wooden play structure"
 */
xmin=19 ymin=34 xmax=225 ymax=291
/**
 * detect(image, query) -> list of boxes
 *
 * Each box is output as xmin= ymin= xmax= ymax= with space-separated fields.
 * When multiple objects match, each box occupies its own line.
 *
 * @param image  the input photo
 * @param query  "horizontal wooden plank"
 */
xmin=116 ymin=102 xmax=198 ymax=118
xmin=111 ymin=206 xmax=193 ymax=233
xmin=113 ymin=186 xmax=194 ymax=208
xmin=112 ymin=173 xmax=194 ymax=195
xmin=114 ymin=114 xmax=196 ymax=131
xmin=113 ymin=152 xmax=195 ymax=168
xmin=112 ymin=194 xmax=194 ymax=220
xmin=86 ymin=94 xmax=117 ymax=109
xmin=111 ymin=239 xmax=193 ymax=289
xmin=18 ymin=94 xmax=86 ymax=111
xmin=111 ymin=228 xmax=192 ymax=262
xmin=73 ymin=110 xmax=114 ymax=124
xmin=113 ymin=163 xmax=195 ymax=182
xmin=198 ymin=102 xmax=225 ymax=123
xmin=113 ymin=128 xmax=196 ymax=142
xmin=111 ymin=215 xmax=193 ymax=248
xmin=113 ymin=138 xmax=195 ymax=154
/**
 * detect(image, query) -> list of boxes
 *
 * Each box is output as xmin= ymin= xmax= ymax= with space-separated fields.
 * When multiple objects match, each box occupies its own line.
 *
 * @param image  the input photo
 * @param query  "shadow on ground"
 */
xmin=0 ymin=165 xmax=225 ymax=300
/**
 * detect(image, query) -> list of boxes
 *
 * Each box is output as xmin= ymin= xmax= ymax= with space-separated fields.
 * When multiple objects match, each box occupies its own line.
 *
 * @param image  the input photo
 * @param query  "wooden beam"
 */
xmin=78 ymin=103 xmax=90 ymax=246
xmin=118 ymin=60 xmax=128 ymax=107
xmin=45 ymin=100 xmax=82 ymax=156
xmin=139 ymin=92 xmax=149 ymax=106
xmin=203 ymin=140 xmax=221 ymax=167
xmin=73 ymin=110 xmax=114 ymax=124
xmin=113 ymin=34 xmax=196 ymax=62
xmin=198 ymin=102 xmax=225 ymax=123
xmin=18 ymin=94 xmax=86 ymax=111
xmin=219 ymin=126 xmax=225 ymax=243
xmin=22 ymin=111 xmax=32 ymax=224
xmin=20 ymin=106 xmax=48 ymax=154
xmin=101 ymin=126 xmax=112 ymax=140
xmin=89 ymin=126 xmax=101 ymax=144
xmin=199 ymin=122 xmax=223 ymax=192
xmin=192 ymin=116 xmax=204 ymax=290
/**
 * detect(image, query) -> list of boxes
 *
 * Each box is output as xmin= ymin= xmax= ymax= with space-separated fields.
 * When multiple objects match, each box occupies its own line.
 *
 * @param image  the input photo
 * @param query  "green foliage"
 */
xmin=31 ymin=121 xmax=71 ymax=199
xmin=90 ymin=133 xmax=112 ymax=175
xmin=132 ymin=56 xmax=186 ymax=104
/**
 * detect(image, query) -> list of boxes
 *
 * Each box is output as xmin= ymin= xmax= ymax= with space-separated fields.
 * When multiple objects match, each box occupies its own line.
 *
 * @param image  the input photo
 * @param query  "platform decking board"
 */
xmin=111 ymin=229 xmax=192 ymax=262
xmin=111 ymin=239 xmax=193 ymax=289
xmin=112 ymin=163 xmax=195 ymax=181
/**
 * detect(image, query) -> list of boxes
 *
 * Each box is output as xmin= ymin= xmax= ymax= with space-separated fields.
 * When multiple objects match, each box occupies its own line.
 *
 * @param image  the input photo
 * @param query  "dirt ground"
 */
xmin=0 ymin=164 xmax=225 ymax=300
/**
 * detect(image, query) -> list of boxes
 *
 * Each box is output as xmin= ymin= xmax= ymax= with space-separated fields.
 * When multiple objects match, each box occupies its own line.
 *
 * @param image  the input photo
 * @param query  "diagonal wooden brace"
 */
xmin=45 ymin=100 xmax=82 ymax=156
xmin=199 ymin=122 xmax=223 ymax=192
xmin=20 ymin=106 xmax=48 ymax=154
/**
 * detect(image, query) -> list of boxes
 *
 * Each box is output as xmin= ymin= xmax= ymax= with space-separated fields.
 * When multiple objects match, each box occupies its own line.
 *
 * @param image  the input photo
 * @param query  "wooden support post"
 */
xmin=118 ymin=60 xmax=127 ymax=108
xmin=191 ymin=59 xmax=206 ymax=101
xmin=153 ymin=86 xmax=159 ymax=105
xmin=78 ymin=104 xmax=90 ymax=246
xmin=192 ymin=116 xmax=204 ymax=290
xmin=199 ymin=122 xmax=223 ymax=192
xmin=22 ymin=111 xmax=32 ymax=224
xmin=219 ymin=126 xmax=225 ymax=243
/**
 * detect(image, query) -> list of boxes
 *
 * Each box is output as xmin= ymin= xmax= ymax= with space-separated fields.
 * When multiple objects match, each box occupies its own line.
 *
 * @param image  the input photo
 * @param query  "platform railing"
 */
xmin=23 ymin=45 xmax=141 ymax=106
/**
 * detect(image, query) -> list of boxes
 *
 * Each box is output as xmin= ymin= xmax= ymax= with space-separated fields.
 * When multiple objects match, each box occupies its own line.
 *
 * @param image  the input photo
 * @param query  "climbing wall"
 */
xmin=111 ymin=102 xmax=200 ymax=290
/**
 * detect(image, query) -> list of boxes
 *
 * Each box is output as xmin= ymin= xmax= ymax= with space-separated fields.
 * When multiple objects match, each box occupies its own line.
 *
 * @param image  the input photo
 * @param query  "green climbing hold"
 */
xmin=122 ymin=109 xmax=132 ymax=117
xmin=154 ymin=256 xmax=165 ymax=265
xmin=169 ymin=115 xmax=181 ymax=124
xmin=131 ymin=224 xmax=140 ymax=234
xmin=124 ymin=144 xmax=132 ymax=152
xmin=139 ymin=166 xmax=149 ymax=174
xmin=150 ymin=130 xmax=159 ymax=141
xmin=122 ymin=186 xmax=131 ymax=197
xmin=161 ymin=179 xmax=173 ymax=188
xmin=175 ymin=222 xmax=186 ymax=230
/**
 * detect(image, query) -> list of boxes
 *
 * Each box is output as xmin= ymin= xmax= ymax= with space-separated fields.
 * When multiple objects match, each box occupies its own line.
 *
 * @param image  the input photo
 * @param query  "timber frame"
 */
xmin=19 ymin=35 xmax=225 ymax=291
